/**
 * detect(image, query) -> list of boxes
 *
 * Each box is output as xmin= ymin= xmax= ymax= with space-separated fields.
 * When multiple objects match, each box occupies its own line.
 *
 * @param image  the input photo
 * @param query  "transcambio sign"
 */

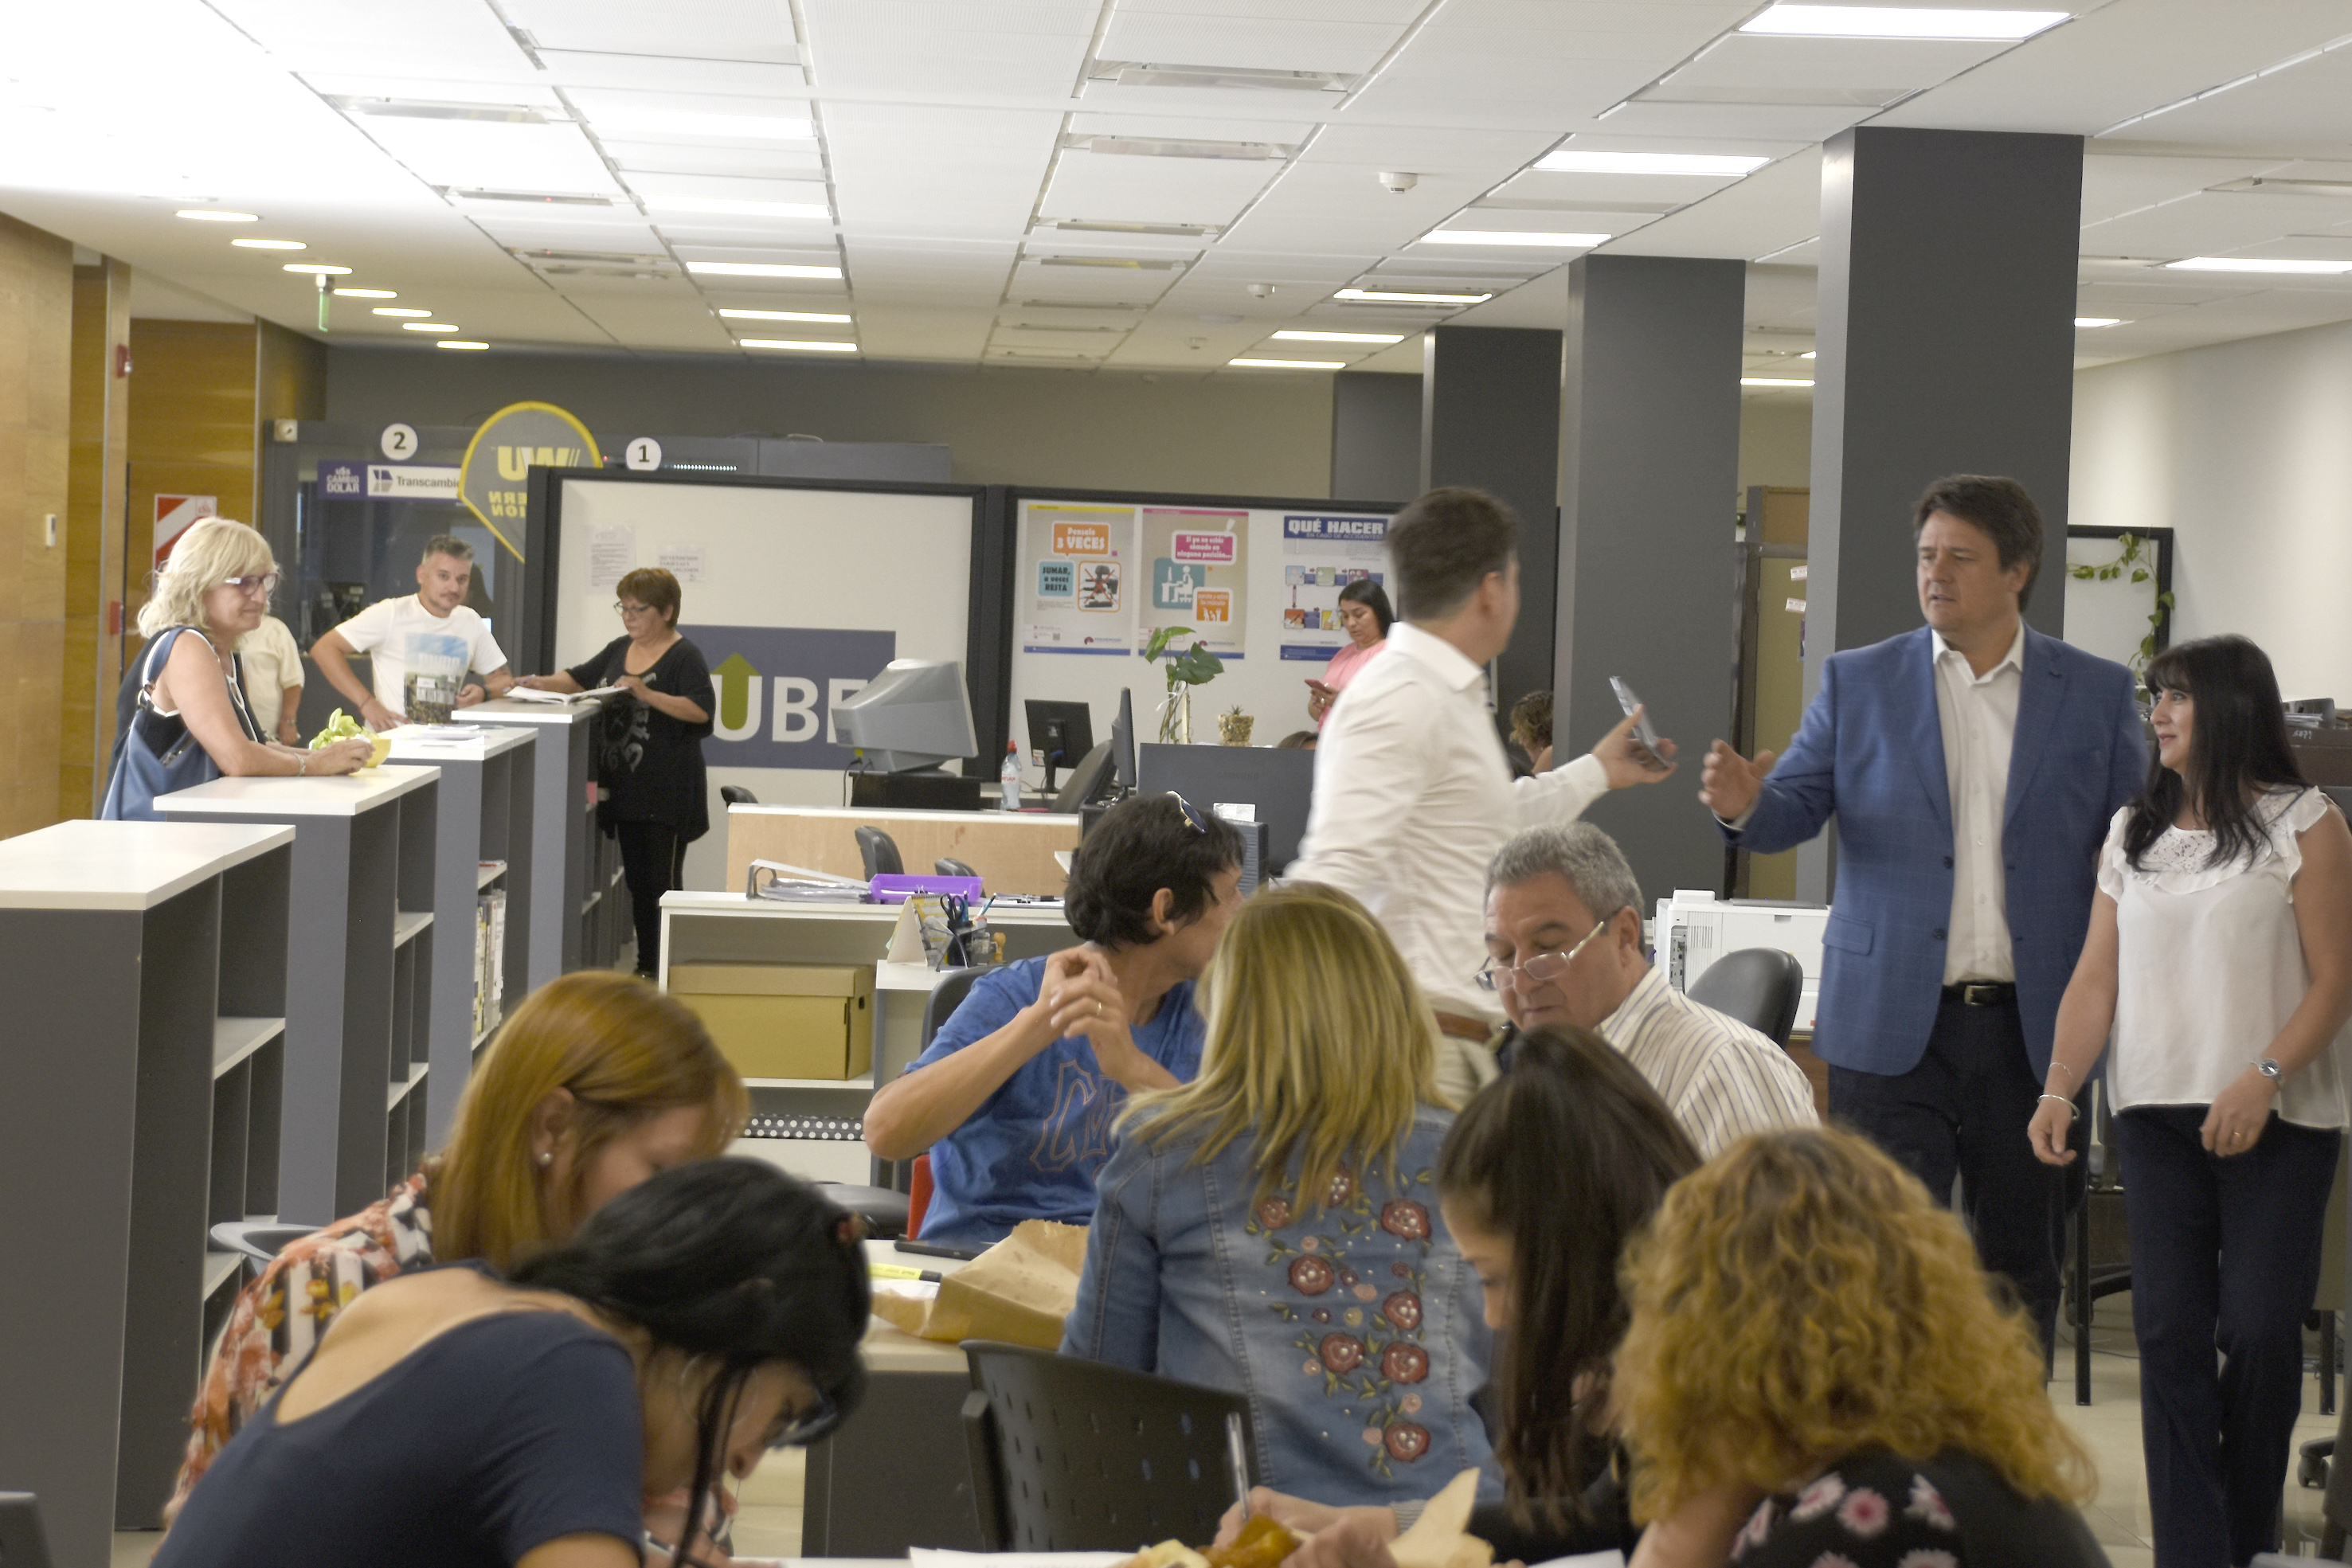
xmin=688 ymin=624 xmax=897 ymax=771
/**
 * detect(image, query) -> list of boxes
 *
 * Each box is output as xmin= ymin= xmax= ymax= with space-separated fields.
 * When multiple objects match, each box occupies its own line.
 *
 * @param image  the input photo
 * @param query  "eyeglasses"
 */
xmin=614 ymin=600 xmax=656 ymax=617
xmin=770 ymin=1385 xmax=843 ymax=1449
xmin=1166 ymin=792 xmax=1208 ymax=834
xmin=1476 ymin=915 xmax=1612 ymax=994
xmin=223 ymin=573 xmax=280 ymax=596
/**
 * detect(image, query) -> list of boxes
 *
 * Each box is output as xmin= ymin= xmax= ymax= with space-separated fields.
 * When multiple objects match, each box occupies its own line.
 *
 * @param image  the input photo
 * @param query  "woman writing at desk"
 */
xmin=516 ymin=567 xmax=714 ymax=980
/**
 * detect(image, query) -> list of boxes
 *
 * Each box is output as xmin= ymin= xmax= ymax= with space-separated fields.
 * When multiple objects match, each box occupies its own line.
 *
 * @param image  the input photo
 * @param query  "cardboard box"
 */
xmin=668 ymin=964 xmax=875 ymax=1080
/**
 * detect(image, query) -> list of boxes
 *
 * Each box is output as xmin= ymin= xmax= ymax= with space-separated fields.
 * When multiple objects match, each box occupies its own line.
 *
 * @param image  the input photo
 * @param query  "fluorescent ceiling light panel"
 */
xmin=177 ymin=209 xmax=256 ymax=222
xmin=687 ymin=261 xmax=842 ymax=279
xmin=1800 ymin=350 xmax=1817 ymax=358
xmin=232 ymin=238 xmax=306 ymax=250
xmin=1535 ymin=151 xmax=1770 ymax=176
xmin=403 ymin=323 xmax=460 ymax=333
xmin=335 ymin=288 xmax=397 ymax=298
xmin=1738 ymin=6 xmax=2069 ymax=40
xmin=738 ymin=338 xmax=857 ymax=351
xmin=1335 ymin=287 xmax=1490 ymax=304
xmin=438 ymin=341 xmax=490 ymax=350
xmin=1075 ymin=135 xmax=1292 ymax=160
xmin=647 ymin=197 xmax=830 ymax=219
xmin=374 ymin=307 xmax=432 ymax=317
xmin=283 ymin=264 xmax=352 ymax=275
xmin=593 ymin=110 xmax=813 ymax=139
xmin=719 ymin=308 xmax=853 ymax=323
xmin=1422 ymin=230 xmax=1609 ymax=248
xmin=333 ymin=98 xmax=550 ymax=123
xmin=1273 ymin=330 xmax=1405 ymax=343
xmin=1742 ymin=377 xmax=1814 ymax=386
xmin=2166 ymin=256 xmax=2352 ymax=274
xmin=1090 ymin=61 xmax=1355 ymax=92
xmin=1230 ymin=358 xmax=1347 ymax=370
xmin=2075 ymin=317 xmax=2123 ymax=327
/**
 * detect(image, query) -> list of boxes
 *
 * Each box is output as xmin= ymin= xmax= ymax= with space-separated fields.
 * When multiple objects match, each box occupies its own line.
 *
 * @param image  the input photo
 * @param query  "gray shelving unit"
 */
xmin=383 ymin=725 xmax=536 ymax=1143
xmin=156 ymin=766 xmax=440 ymax=1226
xmin=466 ymin=698 xmax=613 ymax=980
xmin=0 ymin=818 xmax=294 ymax=1557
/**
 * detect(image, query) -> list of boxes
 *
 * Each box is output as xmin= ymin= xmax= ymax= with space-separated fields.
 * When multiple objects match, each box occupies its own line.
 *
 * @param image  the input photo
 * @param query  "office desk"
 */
xmin=726 ymin=804 xmax=1082 ymax=898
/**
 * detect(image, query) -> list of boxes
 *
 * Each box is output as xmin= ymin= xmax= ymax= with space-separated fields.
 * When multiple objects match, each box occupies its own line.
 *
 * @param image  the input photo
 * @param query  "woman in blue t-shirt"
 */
xmin=155 ymin=1160 xmax=868 ymax=1568
xmin=864 ymin=792 xmax=1246 ymax=1247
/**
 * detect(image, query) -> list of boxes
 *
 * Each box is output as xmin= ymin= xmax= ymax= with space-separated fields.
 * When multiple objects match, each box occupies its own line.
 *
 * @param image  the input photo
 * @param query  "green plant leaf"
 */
xmin=2130 ymin=569 xmax=2148 ymax=583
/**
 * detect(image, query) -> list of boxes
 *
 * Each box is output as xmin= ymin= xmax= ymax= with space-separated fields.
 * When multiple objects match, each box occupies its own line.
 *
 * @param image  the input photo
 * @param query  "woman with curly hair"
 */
xmin=1063 ymin=882 xmax=1498 ymax=1507
xmin=1613 ymin=1126 xmax=2103 ymax=1568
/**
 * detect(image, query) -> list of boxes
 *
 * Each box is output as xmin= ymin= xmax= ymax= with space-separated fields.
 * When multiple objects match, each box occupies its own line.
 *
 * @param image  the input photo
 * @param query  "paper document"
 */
xmin=502 ymin=685 xmax=625 ymax=704
xmin=913 ymin=1550 xmax=1133 ymax=1568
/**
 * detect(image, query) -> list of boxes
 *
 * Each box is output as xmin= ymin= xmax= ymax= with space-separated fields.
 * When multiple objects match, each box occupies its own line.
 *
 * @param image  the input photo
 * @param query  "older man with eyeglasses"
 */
xmin=1482 ymin=823 xmax=1815 ymax=1158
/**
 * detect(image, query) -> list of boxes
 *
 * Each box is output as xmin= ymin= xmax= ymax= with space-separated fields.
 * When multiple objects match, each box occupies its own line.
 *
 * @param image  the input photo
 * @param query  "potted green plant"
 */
xmin=1144 ymin=625 xmax=1224 ymax=743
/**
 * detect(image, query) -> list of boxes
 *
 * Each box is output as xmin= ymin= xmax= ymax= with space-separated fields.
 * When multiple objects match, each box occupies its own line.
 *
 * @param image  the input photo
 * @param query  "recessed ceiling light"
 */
xmin=738 ymin=338 xmax=858 ymax=352
xmin=374 ymin=307 xmax=433 ymax=317
xmin=1334 ymin=287 xmax=1491 ymax=304
xmin=403 ymin=323 xmax=461 ymax=333
xmin=1229 ymin=358 xmax=1347 ymax=369
xmin=2166 ymin=256 xmax=2352 ymax=274
xmin=1738 ymin=6 xmax=2069 ymax=41
xmin=1273 ymin=330 xmax=1406 ymax=344
xmin=1536 ymin=150 xmax=1772 ymax=176
xmin=438 ymin=341 xmax=490 ymax=350
xmin=648 ymin=197 xmax=832 ymax=220
xmin=331 ymin=97 xmax=548 ymax=123
xmin=719 ymin=309 xmax=854 ymax=323
xmin=2075 ymin=317 xmax=2123 ymax=327
xmin=1742 ymin=377 xmax=1814 ymax=386
xmin=687 ymin=262 xmax=843 ymax=280
xmin=335 ymin=287 xmax=397 ymax=299
xmin=1422 ymin=229 xmax=1610 ymax=248
xmin=177 ymin=209 xmax=257 ymax=222
xmin=283 ymin=263 xmax=353 ymax=275
xmin=232 ymin=238 xmax=306 ymax=250
xmin=594 ymin=110 xmax=814 ymax=139
xmin=1074 ymin=135 xmax=1293 ymax=161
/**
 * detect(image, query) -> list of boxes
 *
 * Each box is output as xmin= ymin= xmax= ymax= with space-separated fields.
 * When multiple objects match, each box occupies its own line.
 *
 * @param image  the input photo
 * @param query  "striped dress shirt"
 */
xmin=1598 ymin=966 xmax=1820 ymax=1159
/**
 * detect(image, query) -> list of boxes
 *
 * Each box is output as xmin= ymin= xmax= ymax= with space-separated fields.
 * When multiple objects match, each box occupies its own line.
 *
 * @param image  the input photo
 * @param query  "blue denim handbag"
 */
xmin=100 ymin=626 xmax=263 ymax=821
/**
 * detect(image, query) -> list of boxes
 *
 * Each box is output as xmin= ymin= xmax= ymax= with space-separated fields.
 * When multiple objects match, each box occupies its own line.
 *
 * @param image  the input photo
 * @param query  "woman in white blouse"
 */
xmin=2029 ymin=634 xmax=2352 ymax=1568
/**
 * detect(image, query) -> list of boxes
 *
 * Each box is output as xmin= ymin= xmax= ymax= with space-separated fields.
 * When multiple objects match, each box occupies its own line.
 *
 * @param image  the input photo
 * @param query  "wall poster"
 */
xmin=1020 ymin=501 xmax=1135 ymax=655
xmin=1139 ymin=506 xmax=1249 ymax=657
xmin=1280 ymin=513 xmax=1391 ymax=662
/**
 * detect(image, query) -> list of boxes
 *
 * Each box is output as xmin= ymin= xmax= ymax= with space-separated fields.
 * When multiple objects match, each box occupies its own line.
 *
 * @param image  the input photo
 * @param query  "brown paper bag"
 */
xmin=871 ymin=1220 xmax=1090 ymax=1349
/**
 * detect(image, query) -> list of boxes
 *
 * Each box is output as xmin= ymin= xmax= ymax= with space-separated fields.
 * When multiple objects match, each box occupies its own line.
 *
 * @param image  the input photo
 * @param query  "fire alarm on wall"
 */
xmin=272 ymin=419 xmax=299 ymax=443
xmin=114 ymin=344 xmax=132 ymax=377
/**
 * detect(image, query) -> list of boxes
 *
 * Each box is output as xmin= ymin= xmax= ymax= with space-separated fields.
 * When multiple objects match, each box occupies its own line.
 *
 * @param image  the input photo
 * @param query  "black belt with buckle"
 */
xmin=1943 ymin=981 xmax=2016 ymax=1007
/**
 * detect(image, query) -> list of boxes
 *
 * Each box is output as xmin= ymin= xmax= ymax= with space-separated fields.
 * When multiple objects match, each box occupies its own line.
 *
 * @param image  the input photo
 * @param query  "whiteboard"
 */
xmin=552 ymin=477 xmax=976 ymax=890
xmin=1008 ymin=495 xmax=1395 ymax=758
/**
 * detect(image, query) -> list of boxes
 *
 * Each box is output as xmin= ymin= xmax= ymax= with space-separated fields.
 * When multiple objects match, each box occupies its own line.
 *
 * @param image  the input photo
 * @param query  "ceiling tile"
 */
xmin=1098 ymin=13 xmax=1407 ymax=75
xmin=538 ymin=53 xmax=808 ymax=95
xmin=2080 ymin=189 xmax=2352 ymax=257
xmin=1043 ymin=147 xmax=1283 ymax=227
xmin=1600 ymin=147 xmax=1819 ymax=260
xmin=500 ymin=0 xmax=797 ymax=64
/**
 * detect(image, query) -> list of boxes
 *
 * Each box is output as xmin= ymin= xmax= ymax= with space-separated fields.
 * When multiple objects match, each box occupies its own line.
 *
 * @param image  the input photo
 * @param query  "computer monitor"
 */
xmin=1137 ymin=742 xmax=1317 ymax=874
xmin=1051 ymin=741 xmax=1117 ymax=812
xmin=1024 ymin=699 xmax=1094 ymax=792
xmin=833 ymin=659 xmax=978 ymax=772
xmin=1111 ymin=686 xmax=1137 ymax=792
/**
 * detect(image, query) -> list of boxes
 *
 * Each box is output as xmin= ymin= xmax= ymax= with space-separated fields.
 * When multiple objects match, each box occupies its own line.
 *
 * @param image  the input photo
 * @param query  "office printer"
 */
xmin=1653 ymin=890 xmax=1830 ymax=1034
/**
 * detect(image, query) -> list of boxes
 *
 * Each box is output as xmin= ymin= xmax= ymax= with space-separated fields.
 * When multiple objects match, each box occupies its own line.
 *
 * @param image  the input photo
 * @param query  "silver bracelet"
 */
xmin=2036 ymin=1092 xmax=2078 ymax=1122
xmin=296 ymin=750 xmax=309 ymax=776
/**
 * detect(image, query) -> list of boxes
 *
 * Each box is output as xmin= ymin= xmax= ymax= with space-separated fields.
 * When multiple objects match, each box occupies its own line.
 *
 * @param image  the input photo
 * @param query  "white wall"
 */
xmin=2071 ymin=319 xmax=2352 ymax=700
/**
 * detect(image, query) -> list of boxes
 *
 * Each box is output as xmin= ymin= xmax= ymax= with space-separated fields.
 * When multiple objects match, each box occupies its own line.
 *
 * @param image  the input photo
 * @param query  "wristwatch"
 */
xmin=2256 ymin=1058 xmax=2284 ymax=1085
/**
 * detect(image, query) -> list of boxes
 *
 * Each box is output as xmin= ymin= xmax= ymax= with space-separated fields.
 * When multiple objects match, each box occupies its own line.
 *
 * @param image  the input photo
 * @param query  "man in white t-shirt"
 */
xmin=312 ymin=535 xmax=515 ymax=729
xmin=235 ymin=612 xmax=305 ymax=745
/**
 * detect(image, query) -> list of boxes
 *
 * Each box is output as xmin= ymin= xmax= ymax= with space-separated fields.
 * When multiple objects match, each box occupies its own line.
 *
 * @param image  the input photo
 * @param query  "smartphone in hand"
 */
xmin=1608 ymin=677 xmax=1665 ymax=766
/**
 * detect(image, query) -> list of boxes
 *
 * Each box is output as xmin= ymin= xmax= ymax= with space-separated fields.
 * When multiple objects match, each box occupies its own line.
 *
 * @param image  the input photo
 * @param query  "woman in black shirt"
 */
xmin=518 ymin=567 xmax=714 ymax=978
xmin=155 ymin=1159 xmax=868 ymax=1568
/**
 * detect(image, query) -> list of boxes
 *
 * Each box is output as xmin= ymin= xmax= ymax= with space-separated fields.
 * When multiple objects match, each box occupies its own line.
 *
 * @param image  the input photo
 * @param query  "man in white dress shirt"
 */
xmin=1697 ymin=475 xmax=2146 ymax=1351
xmin=1289 ymin=487 xmax=1677 ymax=1101
xmin=1484 ymin=823 xmax=1818 ymax=1157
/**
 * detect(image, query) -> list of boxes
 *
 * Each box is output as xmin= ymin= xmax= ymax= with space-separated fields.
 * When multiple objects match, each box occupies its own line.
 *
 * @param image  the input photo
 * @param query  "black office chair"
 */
xmin=1686 ymin=948 xmax=1806 ymax=1048
xmin=935 ymin=857 xmax=978 ymax=878
xmin=961 ymin=1340 xmax=1258 ymax=1550
xmin=886 ymin=966 xmax=990 ymax=1197
xmin=819 ymin=1181 xmax=914 ymax=1240
xmin=209 ymin=1221 xmax=323 ymax=1281
xmin=856 ymin=826 xmax=905 ymax=879
xmin=719 ymin=784 xmax=758 ymax=807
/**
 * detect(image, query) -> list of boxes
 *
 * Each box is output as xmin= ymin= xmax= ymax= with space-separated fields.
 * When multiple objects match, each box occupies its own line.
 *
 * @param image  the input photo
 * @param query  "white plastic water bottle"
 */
xmin=999 ymin=743 xmax=1023 ymax=811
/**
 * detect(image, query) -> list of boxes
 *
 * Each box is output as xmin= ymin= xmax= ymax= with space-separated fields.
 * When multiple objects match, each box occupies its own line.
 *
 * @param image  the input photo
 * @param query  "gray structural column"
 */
xmin=1420 ymin=325 xmax=1562 ymax=721
xmin=1802 ymin=126 xmax=2083 ymax=897
xmin=1557 ymin=254 xmax=1746 ymax=901
xmin=1329 ymin=370 xmax=1423 ymax=503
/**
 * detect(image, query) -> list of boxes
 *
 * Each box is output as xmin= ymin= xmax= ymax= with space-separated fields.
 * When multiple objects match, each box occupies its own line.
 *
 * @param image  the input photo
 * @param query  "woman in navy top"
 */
xmin=155 ymin=1160 xmax=868 ymax=1568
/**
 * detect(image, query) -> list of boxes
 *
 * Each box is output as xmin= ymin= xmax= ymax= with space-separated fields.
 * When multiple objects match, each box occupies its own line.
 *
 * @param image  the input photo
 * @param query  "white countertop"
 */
xmin=0 ymin=819 xmax=294 ymax=910
xmin=155 ymin=764 xmax=440 ymax=818
xmin=662 ymin=890 xmax=1072 ymax=925
xmin=464 ymin=698 xmax=600 ymax=726
xmin=730 ymin=804 xmax=1083 ymax=825
xmin=382 ymin=723 xmax=534 ymax=762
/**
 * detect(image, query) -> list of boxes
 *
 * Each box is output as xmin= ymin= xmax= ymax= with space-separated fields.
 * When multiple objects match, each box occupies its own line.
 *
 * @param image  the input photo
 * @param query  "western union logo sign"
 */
xmin=459 ymin=402 xmax=603 ymax=558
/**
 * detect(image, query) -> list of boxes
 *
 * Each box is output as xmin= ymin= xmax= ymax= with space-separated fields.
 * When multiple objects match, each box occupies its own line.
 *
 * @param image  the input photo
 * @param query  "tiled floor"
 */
xmin=111 ymin=1296 xmax=2346 ymax=1565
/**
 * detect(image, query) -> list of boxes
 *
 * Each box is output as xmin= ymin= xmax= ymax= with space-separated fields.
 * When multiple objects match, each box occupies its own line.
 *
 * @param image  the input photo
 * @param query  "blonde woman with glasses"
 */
xmin=103 ymin=516 xmax=373 ymax=819
xmin=1063 ymin=882 xmax=1501 ymax=1509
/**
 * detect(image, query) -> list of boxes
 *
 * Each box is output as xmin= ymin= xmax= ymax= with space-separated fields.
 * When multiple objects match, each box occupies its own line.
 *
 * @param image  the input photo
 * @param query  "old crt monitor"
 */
xmin=834 ymin=659 xmax=977 ymax=772
xmin=1024 ymin=699 xmax=1094 ymax=791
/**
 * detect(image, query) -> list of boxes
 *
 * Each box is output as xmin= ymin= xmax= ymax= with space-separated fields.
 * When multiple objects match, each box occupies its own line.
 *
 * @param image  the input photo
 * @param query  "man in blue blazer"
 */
xmin=1700 ymin=475 xmax=2146 ymax=1351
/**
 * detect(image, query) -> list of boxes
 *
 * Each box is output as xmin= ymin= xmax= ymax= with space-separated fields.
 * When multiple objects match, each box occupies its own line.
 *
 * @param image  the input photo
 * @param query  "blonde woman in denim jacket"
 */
xmin=1063 ymin=883 xmax=1501 ymax=1508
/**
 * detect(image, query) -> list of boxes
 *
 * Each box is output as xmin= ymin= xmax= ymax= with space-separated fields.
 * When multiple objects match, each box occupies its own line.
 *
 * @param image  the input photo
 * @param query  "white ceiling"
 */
xmin=5 ymin=0 xmax=2352 ymax=387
